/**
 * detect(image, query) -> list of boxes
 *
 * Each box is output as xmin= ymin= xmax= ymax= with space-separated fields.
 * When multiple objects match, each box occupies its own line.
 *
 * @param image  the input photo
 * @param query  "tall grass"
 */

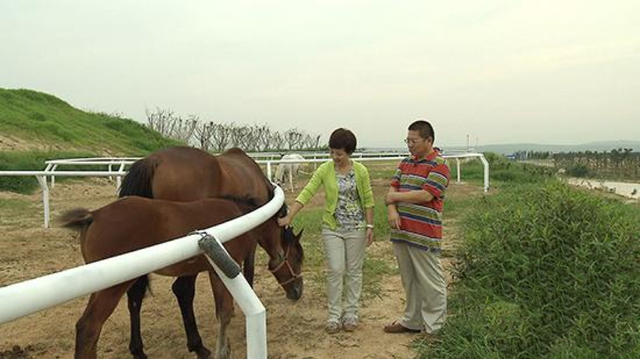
xmin=458 ymin=152 xmax=556 ymax=187
xmin=420 ymin=181 xmax=640 ymax=358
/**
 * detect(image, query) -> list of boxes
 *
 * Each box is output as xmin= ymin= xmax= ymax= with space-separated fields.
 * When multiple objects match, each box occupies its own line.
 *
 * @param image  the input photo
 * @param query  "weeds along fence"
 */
xmin=0 ymin=186 xmax=287 ymax=359
xmin=0 ymin=152 xmax=488 ymax=227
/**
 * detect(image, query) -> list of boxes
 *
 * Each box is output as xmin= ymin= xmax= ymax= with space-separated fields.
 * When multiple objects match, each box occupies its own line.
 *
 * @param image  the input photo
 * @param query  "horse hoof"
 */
xmin=130 ymin=349 xmax=148 ymax=359
xmin=196 ymin=347 xmax=212 ymax=359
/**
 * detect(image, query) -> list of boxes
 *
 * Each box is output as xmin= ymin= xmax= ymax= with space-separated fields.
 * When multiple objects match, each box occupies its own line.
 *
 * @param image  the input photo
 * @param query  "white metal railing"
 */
xmin=260 ymin=153 xmax=489 ymax=193
xmin=247 ymin=151 xmax=409 ymax=160
xmin=0 ymin=152 xmax=488 ymax=227
xmin=44 ymin=157 xmax=139 ymax=189
xmin=0 ymin=170 xmax=127 ymax=228
xmin=0 ymin=185 xmax=286 ymax=359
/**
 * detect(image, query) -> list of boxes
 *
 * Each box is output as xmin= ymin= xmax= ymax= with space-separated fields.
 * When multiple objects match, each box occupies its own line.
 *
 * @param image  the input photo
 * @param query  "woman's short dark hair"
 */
xmin=329 ymin=128 xmax=357 ymax=155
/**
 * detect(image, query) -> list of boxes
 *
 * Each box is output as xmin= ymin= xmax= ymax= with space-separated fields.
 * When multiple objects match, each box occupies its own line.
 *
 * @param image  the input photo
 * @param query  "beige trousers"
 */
xmin=393 ymin=241 xmax=447 ymax=333
xmin=322 ymin=228 xmax=367 ymax=323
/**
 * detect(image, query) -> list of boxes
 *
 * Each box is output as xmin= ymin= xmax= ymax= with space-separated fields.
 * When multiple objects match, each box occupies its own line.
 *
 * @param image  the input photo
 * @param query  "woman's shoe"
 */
xmin=325 ymin=321 xmax=341 ymax=334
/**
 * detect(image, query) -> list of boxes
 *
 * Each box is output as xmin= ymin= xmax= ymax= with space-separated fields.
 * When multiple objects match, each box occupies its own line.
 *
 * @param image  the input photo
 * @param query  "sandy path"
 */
xmin=0 ymin=179 xmax=432 ymax=359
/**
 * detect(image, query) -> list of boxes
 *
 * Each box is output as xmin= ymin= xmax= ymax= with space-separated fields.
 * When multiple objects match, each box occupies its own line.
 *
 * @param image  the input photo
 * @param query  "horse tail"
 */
xmin=119 ymin=157 xmax=158 ymax=198
xmin=60 ymin=209 xmax=153 ymax=298
xmin=243 ymin=250 xmax=255 ymax=288
xmin=60 ymin=208 xmax=93 ymax=232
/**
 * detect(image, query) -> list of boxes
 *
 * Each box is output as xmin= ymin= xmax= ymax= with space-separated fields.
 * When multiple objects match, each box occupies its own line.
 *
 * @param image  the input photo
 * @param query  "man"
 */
xmin=384 ymin=119 xmax=450 ymax=335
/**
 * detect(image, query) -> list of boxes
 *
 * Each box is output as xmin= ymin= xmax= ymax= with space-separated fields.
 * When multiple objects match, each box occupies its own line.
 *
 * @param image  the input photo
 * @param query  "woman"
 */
xmin=278 ymin=128 xmax=375 ymax=334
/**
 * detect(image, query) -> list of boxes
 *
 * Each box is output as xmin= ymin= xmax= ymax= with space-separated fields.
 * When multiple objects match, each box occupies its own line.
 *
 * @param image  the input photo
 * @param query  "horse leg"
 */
xmin=75 ymin=281 xmax=133 ymax=359
xmin=288 ymin=167 xmax=294 ymax=192
xmin=208 ymin=273 xmax=234 ymax=359
xmin=127 ymin=276 xmax=149 ymax=359
xmin=172 ymin=275 xmax=212 ymax=359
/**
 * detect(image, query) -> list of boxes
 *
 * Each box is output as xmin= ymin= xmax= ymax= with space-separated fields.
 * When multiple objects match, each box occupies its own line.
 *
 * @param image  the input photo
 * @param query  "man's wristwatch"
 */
xmin=366 ymin=224 xmax=374 ymax=229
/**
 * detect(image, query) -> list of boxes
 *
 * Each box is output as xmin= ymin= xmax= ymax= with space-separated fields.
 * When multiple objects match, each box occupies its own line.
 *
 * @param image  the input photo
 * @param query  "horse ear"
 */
xmin=295 ymin=228 xmax=304 ymax=239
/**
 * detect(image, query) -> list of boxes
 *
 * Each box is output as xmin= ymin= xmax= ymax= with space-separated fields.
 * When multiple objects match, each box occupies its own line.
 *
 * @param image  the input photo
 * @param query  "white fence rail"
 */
xmin=0 ymin=152 xmax=488 ymax=227
xmin=261 ymin=153 xmax=489 ymax=193
xmin=0 ymin=185 xmax=286 ymax=358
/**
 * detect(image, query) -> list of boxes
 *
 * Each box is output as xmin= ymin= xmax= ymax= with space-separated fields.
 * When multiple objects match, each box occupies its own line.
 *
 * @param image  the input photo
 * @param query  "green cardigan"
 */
xmin=295 ymin=160 xmax=375 ymax=230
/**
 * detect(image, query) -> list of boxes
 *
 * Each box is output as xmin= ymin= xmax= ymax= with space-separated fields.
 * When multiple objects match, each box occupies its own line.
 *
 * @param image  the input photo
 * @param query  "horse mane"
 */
xmin=283 ymin=227 xmax=304 ymax=262
xmin=217 ymin=195 xmax=259 ymax=209
xmin=220 ymin=147 xmax=282 ymax=216
xmin=217 ymin=194 xmax=287 ymax=224
xmin=119 ymin=156 xmax=159 ymax=199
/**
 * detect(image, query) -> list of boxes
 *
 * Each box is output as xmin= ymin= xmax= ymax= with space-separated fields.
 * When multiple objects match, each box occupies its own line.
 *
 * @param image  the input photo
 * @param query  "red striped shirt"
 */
xmin=390 ymin=150 xmax=450 ymax=250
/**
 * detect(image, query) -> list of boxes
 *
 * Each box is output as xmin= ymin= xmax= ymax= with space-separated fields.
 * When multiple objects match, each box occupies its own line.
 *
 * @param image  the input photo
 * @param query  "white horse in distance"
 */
xmin=275 ymin=153 xmax=306 ymax=191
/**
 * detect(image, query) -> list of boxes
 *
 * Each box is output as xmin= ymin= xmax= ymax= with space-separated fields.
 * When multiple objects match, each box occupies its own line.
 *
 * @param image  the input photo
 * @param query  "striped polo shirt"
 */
xmin=389 ymin=150 xmax=450 ymax=252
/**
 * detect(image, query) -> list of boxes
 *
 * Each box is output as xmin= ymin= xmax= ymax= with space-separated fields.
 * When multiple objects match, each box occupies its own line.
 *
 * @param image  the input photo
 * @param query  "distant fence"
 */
xmin=0 ymin=152 xmax=488 ymax=227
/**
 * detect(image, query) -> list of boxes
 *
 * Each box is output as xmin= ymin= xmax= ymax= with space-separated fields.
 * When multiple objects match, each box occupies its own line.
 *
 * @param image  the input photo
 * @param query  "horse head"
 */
xmin=266 ymin=225 xmax=304 ymax=300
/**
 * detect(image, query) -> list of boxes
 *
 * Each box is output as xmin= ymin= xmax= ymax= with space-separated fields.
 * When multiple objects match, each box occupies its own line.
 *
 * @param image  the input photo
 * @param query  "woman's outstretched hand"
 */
xmin=277 ymin=215 xmax=291 ymax=227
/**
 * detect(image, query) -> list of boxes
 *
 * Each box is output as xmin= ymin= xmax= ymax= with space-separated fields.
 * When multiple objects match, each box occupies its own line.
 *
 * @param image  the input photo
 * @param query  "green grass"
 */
xmin=0 ymin=88 xmax=180 ymax=155
xmin=455 ymin=152 xmax=556 ymax=189
xmin=419 ymin=181 xmax=640 ymax=358
xmin=0 ymin=88 xmax=182 ymax=193
xmin=0 ymin=198 xmax=37 ymax=229
xmin=0 ymin=150 xmax=102 ymax=193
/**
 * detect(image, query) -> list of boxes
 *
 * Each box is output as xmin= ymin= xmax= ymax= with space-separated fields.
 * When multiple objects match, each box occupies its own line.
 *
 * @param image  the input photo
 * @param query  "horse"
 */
xmin=118 ymin=146 xmax=296 ymax=357
xmin=274 ymin=153 xmax=306 ymax=192
xmin=61 ymin=195 xmax=304 ymax=359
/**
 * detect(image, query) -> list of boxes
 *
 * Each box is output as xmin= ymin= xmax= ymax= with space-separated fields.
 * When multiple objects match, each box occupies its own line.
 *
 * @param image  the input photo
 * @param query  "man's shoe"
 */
xmin=342 ymin=317 xmax=358 ymax=332
xmin=383 ymin=321 xmax=421 ymax=334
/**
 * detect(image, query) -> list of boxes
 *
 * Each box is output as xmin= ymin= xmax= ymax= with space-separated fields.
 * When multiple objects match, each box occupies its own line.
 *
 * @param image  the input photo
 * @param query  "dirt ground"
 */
xmin=0 ymin=175 xmax=475 ymax=359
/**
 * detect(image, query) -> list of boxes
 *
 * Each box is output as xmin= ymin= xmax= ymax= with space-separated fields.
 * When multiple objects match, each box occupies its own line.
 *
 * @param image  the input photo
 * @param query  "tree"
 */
xmin=284 ymin=128 xmax=303 ymax=150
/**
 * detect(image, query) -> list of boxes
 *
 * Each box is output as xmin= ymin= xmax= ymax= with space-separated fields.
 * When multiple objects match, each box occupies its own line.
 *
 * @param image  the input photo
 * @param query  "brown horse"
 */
xmin=118 ymin=146 xmax=292 ymax=358
xmin=62 ymin=195 xmax=303 ymax=359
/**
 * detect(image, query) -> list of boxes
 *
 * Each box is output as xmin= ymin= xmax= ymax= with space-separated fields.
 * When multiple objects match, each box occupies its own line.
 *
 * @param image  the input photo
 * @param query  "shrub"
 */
xmin=566 ymin=164 xmax=589 ymax=177
xmin=0 ymin=150 xmax=96 ymax=193
xmin=423 ymin=181 xmax=640 ymax=358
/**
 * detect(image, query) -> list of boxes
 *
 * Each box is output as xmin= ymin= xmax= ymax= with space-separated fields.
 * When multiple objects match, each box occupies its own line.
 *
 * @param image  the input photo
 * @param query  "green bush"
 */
xmin=458 ymin=153 xmax=554 ymax=185
xmin=566 ymin=164 xmax=589 ymax=178
xmin=422 ymin=181 xmax=640 ymax=358
xmin=0 ymin=150 xmax=96 ymax=193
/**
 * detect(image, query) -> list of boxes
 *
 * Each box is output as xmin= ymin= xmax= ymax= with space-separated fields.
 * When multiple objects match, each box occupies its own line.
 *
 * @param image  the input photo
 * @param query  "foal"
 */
xmin=62 ymin=196 xmax=303 ymax=359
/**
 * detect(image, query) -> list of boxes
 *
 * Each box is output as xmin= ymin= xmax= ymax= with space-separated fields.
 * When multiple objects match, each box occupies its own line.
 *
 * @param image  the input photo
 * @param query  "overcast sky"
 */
xmin=1 ymin=1 xmax=639 ymax=148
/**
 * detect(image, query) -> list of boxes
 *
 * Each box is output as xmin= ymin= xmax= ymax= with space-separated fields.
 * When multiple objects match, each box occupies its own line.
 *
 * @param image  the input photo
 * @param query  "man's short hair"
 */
xmin=329 ymin=128 xmax=357 ymax=155
xmin=408 ymin=120 xmax=435 ymax=142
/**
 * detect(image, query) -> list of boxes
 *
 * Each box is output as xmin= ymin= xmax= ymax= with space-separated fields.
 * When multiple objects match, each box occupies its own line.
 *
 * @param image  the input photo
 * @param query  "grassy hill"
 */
xmin=0 ymin=88 xmax=182 ymax=193
xmin=0 ymin=88 xmax=180 ymax=155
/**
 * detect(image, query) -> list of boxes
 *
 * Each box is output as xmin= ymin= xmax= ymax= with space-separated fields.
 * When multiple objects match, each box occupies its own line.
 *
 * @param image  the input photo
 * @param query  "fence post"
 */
xmin=479 ymin=155 xmax=490 ymax=192
xmin=35 ymin=175 xmax=50 ymax=228
xmin=198 ymin=233 xmax=267 ymax=358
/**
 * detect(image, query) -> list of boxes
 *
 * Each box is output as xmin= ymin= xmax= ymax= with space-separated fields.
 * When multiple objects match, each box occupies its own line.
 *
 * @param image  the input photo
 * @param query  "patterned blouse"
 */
xmin=333 ymin=169 xmax=365 ymax=231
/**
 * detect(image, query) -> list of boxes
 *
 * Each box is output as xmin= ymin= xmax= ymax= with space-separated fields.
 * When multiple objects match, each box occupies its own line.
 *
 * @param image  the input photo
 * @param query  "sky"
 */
xmin=1 ymin=1 xmax=639 ymax=148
